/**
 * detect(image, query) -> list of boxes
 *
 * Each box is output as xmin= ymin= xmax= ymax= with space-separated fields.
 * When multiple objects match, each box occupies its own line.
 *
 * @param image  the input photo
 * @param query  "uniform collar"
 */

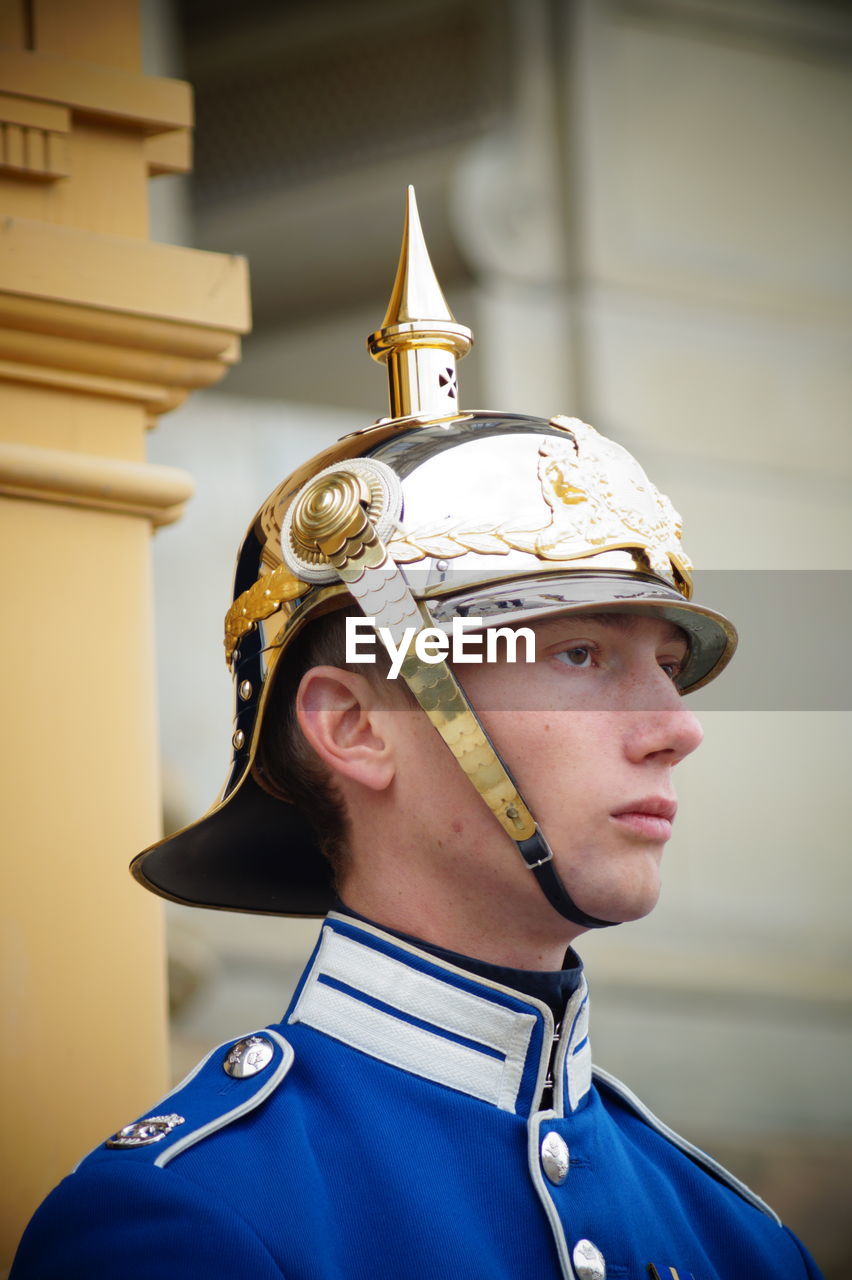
xmin=332 ymin=898 xmax=584 ymax=1024
xmin=286 ymin=912 xmax=592 ymax=1119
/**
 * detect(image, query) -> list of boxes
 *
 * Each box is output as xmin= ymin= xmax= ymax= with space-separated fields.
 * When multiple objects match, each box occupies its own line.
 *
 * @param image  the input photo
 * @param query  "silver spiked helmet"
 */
xmin=133 ymin=188 xmax=736 ymax=924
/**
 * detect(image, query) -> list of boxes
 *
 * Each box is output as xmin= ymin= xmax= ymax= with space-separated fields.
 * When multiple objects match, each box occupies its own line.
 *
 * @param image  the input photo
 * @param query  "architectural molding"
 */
xmin=0 ymin=48 xmax=191 ymax=135
xmin=0 ymin=219 xmax=248 ymax=411
xmin=0 ymin=324 xmax=235 ymax=407
xmin=0 ymin=440 xmax=194 ymax=526
xmin=0 ymin=294 xmax=241 ymax=360
xmin=0 ymin=91 xmax=71 ymax=181
xmin=145 ymin=127 xmax=192 ymax=177
xmin=0 ymin=218 xmax=250 ymax=331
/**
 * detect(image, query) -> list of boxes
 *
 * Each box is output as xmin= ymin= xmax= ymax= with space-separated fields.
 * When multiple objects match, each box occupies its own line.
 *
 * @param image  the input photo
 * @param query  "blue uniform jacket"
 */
xmin=12 ymin=914 xmax=823 ymax=1278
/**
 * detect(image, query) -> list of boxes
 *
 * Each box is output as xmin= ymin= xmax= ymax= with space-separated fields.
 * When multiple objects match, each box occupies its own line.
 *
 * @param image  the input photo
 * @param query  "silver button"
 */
xmin=232 ymin=729 xmax=245 ymax=750
xmin=540 ymin=1130 xmax=569 ymax=1185
xmin=223 ymin=1035 xmax=274 ymax=1078
xmin=572 ymin=1238 xmax=606 ymax=1279
xmin=106 ymin=1113 xmax=185 ymax=1148
xmin=239 ymin=679 xmax=253 ymax=701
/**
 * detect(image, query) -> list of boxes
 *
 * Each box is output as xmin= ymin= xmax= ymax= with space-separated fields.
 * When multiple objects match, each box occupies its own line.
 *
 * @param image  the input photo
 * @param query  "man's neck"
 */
xmin=333 ymin=898 xmax=584 ymax=1025
xmin=338 ymin=870 xmax=580 ymax=970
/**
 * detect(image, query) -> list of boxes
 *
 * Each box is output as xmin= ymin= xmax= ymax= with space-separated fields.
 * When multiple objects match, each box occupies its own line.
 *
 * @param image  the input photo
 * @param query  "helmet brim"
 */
xmin=131 ymin=773 xmax=333 ymax=916
xmin=426 ymin=570 xmax=736 ymax=693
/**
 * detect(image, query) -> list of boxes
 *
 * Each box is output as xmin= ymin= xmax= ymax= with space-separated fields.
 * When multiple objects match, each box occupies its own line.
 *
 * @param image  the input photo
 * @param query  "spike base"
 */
xmin=368 ymin=322 xmax=472 ymax=419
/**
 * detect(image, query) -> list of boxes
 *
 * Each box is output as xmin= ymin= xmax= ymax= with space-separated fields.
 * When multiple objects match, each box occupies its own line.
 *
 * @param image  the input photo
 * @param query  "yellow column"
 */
xmin=0 ymin=1 xmax=250 ymax=1263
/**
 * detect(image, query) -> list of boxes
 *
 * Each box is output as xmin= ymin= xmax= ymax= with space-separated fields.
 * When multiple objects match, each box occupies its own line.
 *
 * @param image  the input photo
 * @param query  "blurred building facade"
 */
xmin=143 ymin=0 xmax=851 ymax=1273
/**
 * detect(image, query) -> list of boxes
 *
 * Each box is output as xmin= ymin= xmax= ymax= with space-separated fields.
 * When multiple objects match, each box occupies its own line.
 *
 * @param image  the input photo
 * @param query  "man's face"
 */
xmin=451 ymin=610 xmax=704 ymax=930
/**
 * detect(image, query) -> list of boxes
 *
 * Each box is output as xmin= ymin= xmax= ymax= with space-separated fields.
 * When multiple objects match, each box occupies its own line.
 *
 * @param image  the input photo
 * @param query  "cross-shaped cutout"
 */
xmin=438 ymin=368 xmax=458 ymax=398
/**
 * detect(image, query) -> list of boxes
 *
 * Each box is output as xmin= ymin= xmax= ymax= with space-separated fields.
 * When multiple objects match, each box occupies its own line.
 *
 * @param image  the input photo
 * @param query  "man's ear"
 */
xmin=296 ymin=666 xmax=396 ymax=792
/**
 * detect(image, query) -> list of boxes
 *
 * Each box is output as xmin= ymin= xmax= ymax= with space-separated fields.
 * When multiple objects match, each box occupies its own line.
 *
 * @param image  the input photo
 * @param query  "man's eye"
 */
xmin=555 ymin=645 xmax=593 ymax=668
xmin=660 ymin=661 xmax=682 ymax=681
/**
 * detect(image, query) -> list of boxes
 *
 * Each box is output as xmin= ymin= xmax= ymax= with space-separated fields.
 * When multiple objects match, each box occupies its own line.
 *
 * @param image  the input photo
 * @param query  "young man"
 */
xmin=12 ymin=191 xmax=822 ymax=1279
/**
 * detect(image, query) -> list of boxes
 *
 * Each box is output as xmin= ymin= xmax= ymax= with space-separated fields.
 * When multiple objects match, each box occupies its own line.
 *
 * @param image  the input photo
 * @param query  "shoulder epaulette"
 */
xmin=593 ymin=1066 xmax=781 ymax=1224
xmin=77 ymin=1028 xmax=293 ymax=1172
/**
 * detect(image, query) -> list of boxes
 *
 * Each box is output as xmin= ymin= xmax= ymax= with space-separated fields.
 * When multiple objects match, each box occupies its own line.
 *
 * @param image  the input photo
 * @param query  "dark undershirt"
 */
xmin=333 ymin=898 xmax=583 ymax=1024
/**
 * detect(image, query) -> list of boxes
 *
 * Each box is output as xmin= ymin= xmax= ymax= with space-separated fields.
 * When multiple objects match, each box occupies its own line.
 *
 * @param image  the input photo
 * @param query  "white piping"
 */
xmin=527 ymin=1111 xmax=576 ymax=1280
xmin=71 ymin=1028 xmax=284 ymax=1174
xmin=325 ymin=913 xmax=555 ymax=1026
xmin=155 ymin=1029 xmax=294 ymax=1168
xmin=293 ymin=978 xmax=511 ymax=1107
xmin=290 ymin=926 xmax=538 ymax=1113
xmin=593 ymin=1065 xmax=782 ymax=1225
xmin=564 ymin=981 xmax=591 ymax=1114
xmin=321 ymin=914 xmax=554 ymax=1109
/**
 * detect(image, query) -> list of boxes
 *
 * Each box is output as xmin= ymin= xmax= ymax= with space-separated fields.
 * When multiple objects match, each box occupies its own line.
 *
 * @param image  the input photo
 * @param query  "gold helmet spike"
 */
xmin=367 ymin=185 xmax=473 ymax=419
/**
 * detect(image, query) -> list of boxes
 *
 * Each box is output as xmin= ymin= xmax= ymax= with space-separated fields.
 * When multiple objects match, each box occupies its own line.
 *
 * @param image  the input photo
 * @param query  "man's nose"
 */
xmin=623 ymin=687 xmax=704 ymax=766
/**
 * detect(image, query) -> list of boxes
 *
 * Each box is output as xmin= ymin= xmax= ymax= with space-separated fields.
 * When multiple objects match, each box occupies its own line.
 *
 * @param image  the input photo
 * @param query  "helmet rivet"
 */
xmin=239 ymin=680 xmax=252 ymax=701
xmin=232 ymin=730 xmax=245 ymax=751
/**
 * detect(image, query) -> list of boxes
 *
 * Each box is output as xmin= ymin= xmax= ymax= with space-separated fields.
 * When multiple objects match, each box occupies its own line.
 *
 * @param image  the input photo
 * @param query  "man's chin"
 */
xmin=562 ymin=869 xmax=662 ymax=926
xmin=612 ymin=889 xmax=661 ymax=923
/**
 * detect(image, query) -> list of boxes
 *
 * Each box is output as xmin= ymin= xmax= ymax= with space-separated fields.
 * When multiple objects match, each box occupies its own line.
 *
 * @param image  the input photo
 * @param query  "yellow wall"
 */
xmin=0 ymin=1 xmax=249 ymax=1262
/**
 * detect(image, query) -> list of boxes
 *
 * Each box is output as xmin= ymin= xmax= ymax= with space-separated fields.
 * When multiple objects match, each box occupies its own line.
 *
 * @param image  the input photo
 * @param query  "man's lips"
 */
xmin=610 ymin=797 xmax=677 ymax=840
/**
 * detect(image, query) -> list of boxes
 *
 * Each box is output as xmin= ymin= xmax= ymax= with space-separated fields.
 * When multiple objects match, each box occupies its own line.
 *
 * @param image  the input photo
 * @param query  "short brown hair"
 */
xmin=255 ymin=609 xmax=413 ymax=886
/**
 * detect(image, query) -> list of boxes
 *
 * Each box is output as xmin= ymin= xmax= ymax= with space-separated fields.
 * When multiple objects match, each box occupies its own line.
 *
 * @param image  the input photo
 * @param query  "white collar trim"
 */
xmin=288 ymin=916 xmax=590 ymax=1115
